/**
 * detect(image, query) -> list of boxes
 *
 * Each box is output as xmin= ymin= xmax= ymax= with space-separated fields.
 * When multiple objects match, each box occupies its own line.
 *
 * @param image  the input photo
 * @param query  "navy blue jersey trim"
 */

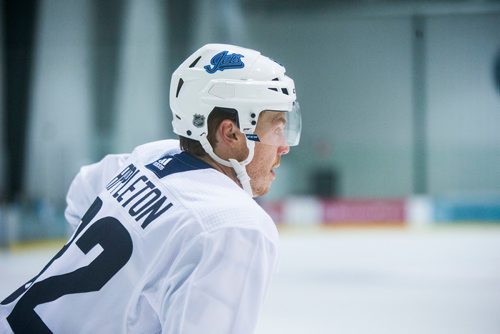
xmin=145 ymin=152 xmax=214 ymax=179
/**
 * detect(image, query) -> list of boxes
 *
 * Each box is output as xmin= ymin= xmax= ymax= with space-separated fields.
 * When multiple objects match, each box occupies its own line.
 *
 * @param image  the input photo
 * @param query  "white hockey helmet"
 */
xmin=170 ymin=43 xmax=301 ymax=147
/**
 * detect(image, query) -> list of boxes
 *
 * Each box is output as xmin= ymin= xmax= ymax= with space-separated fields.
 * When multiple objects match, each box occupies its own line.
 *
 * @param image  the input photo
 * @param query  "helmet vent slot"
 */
xmin=268 ymin=87 xmax=289 ymax=95
xmin=189 ymin=56 xmax=202 ymax=68
xmin=176 ymin=78 xmax=184 ymax=98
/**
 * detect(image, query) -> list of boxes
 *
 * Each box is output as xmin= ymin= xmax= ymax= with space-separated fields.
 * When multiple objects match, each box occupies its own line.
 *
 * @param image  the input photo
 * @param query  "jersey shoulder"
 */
xmin=164 ymin=168 xmax=279 ymax=245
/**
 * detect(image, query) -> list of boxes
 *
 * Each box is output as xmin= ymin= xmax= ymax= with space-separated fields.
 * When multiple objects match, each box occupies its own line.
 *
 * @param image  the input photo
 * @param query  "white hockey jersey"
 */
xmin=0 ymin=139 xmax=279 ymax=334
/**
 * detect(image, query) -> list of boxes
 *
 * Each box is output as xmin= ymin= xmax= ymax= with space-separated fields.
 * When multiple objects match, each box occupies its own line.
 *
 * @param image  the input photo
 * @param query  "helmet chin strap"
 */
xmin=200 ymin=136 xmax=255 ymax=197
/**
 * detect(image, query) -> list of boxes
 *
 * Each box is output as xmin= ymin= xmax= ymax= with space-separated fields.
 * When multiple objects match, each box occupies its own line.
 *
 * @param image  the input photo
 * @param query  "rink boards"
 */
xmin=260 ymin=196 xmax=500 ymax=227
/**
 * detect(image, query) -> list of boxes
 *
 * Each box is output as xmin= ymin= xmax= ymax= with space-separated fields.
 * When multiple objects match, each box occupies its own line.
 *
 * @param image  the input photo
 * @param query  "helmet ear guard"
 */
xmin=169 ymin=43 xmax=301 ymax=196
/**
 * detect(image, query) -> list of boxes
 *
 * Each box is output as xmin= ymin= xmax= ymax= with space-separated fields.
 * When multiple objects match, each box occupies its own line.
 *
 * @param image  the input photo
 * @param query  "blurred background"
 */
xmin=1 ymin=0 xmax=500 ymax=333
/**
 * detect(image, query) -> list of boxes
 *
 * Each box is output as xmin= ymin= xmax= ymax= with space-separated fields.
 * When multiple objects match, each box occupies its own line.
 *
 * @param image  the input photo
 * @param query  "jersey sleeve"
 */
xmin=161 ymin=227 xmax=279 ymax=334
xmin=64 ymin=154 xmax=129 ymax=231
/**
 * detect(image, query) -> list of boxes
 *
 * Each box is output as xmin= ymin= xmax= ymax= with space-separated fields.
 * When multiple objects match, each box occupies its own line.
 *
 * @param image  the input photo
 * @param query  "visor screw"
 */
xmin=251 ymin=120 xmax=256 ymax=126
xmin=250 ymin=113 xmax=256 ymax=118
xmin=187 ymin=130 xmax=192 ymax=136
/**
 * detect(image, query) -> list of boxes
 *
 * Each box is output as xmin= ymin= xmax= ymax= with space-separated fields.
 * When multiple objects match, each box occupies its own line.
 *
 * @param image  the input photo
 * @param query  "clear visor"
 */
xmin=247 ymin=102 xmax=302 ymax=147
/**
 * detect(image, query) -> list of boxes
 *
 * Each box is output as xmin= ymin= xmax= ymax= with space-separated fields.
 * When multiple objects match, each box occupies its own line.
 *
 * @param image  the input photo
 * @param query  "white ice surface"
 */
xmin=1 ymin=227 xmax=500 ymax=334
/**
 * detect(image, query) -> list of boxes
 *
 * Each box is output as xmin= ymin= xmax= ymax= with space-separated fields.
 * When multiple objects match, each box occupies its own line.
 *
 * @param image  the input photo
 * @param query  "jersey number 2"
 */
xmin=2 ymin=197 xmax=133 ymax=333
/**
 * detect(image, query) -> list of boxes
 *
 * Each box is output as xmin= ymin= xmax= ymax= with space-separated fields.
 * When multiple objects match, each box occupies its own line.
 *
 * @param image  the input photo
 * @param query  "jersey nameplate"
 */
xmin=106 ymin=164 xmax=173 ymax=229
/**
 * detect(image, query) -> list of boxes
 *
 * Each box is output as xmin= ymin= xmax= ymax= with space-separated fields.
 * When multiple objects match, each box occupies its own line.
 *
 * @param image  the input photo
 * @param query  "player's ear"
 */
xmin=218 ymin=119 xmax=242 ymax=145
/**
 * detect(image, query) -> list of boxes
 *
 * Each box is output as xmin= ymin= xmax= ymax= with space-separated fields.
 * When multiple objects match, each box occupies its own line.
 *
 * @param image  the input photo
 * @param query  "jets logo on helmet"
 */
xmin=204 ymin=50 xmax=245 ymax=74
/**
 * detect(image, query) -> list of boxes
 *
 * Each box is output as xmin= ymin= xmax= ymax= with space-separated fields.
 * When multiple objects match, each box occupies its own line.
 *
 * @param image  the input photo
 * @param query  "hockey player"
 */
xmin=0 ymin=43 xmax=301 ymax=333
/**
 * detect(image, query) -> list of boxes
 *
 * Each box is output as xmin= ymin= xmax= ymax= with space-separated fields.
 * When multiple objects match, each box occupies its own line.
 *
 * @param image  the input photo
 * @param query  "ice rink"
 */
xmin=1 ymin=226 xmax=500 ymax=334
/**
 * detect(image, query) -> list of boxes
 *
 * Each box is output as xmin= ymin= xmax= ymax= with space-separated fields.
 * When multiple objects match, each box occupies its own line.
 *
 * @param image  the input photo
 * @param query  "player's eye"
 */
xmin=274 ymin=125 xmax=284 ymax=136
